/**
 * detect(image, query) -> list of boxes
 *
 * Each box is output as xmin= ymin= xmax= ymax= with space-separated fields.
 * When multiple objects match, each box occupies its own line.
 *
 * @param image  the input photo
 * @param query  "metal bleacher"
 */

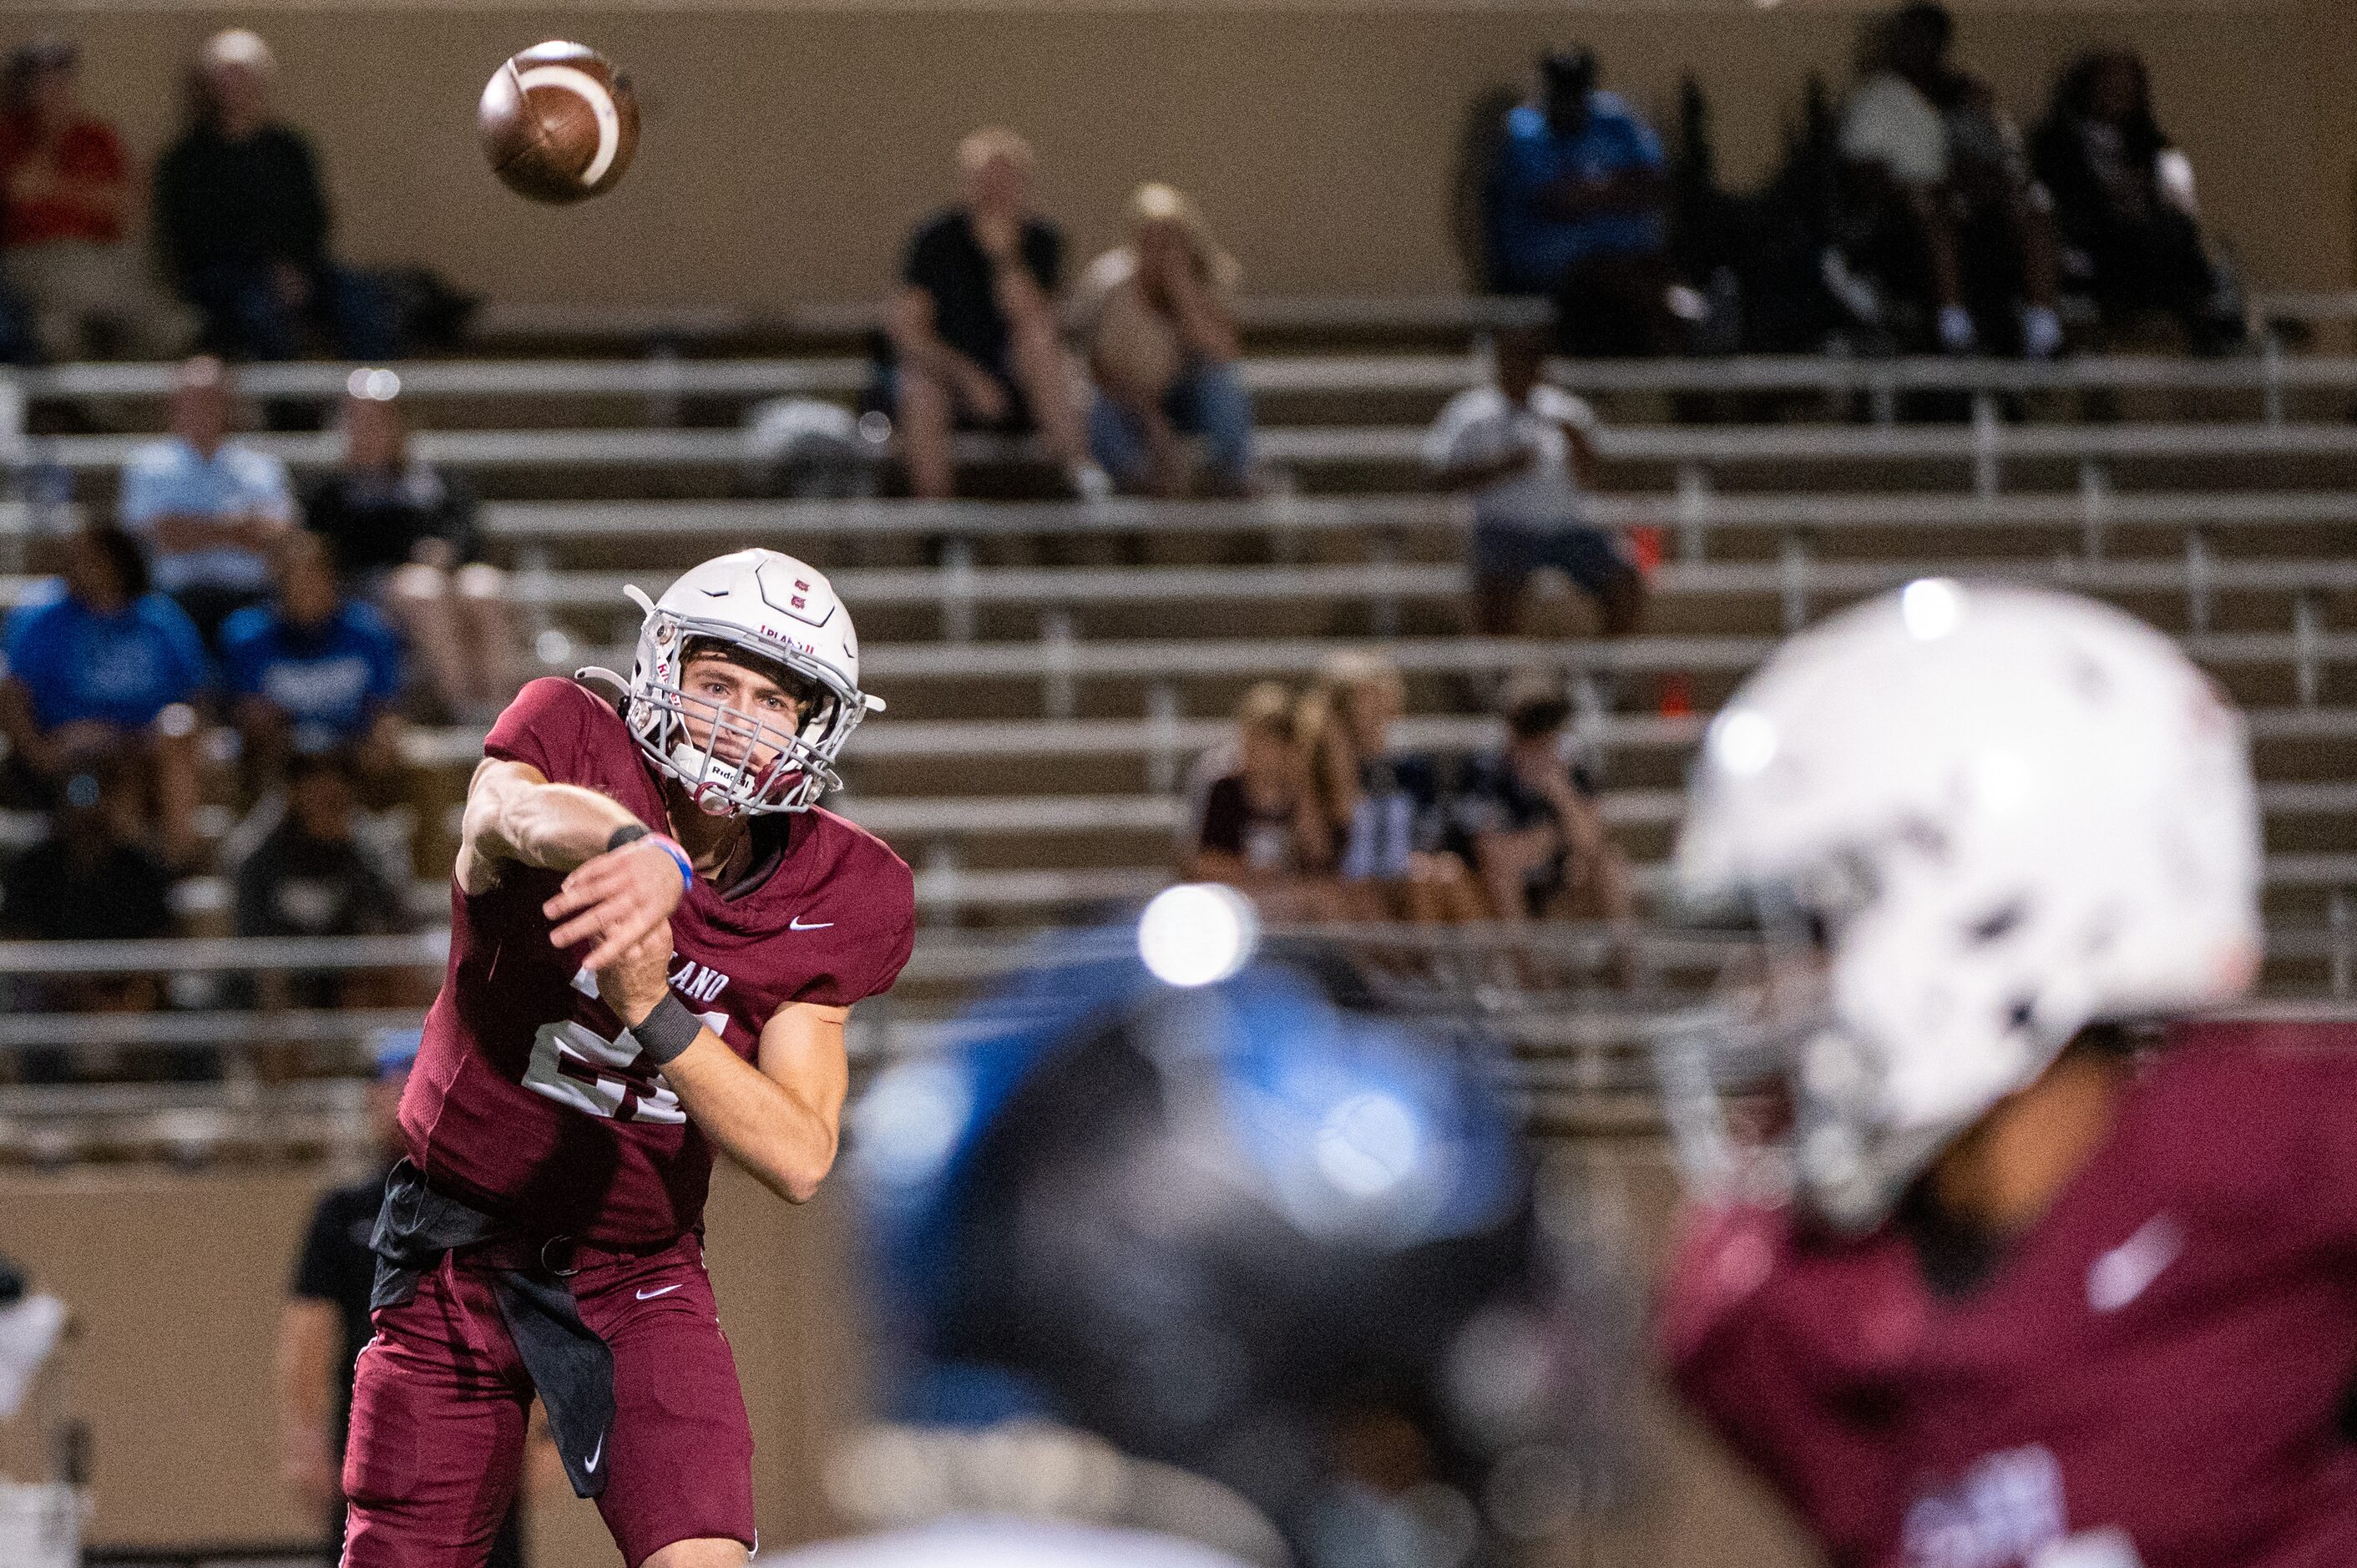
xmin=1 ymin=297 xmax=2353 ymax=1159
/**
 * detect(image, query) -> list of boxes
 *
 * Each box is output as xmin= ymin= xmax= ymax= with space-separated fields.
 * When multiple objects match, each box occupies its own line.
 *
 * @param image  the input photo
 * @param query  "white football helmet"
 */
xmin=612 ymin=548 xmax=882 ymax=816
xmin=1667 ymin=581 xmax=2263 ymax=1232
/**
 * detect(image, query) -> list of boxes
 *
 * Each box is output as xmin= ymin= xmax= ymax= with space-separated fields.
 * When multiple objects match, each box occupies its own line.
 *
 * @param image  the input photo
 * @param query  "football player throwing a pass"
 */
xmin=341 ymin=549 xmax=914 ymax=1568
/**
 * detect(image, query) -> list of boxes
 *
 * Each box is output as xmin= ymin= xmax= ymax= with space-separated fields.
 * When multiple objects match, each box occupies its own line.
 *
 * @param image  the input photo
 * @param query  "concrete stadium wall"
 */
xmin=0 ymin=1161 xmax=867 ymax=1560
xmin=0 ymin=1 xmax=2346 ymax=314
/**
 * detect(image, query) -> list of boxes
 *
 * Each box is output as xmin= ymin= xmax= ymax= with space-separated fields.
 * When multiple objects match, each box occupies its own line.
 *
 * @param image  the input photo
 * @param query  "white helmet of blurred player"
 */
xmin=1668 ymin=581 xmax=2262 ymax=1232
xmin=620 ymin=548 xmax=881 ymax=816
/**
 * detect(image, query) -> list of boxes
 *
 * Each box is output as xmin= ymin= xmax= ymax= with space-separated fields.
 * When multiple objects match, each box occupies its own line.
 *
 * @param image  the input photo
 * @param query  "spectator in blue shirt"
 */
xmin=1488 ymin=48 xmax=1679 ymax=357
xmin=119 ymin=354 xmax=296 ymax=647
xmin=0 ymin=524 xmax=208 ymax=864
xmin=220 ymin=530 xmax=404 ymax=797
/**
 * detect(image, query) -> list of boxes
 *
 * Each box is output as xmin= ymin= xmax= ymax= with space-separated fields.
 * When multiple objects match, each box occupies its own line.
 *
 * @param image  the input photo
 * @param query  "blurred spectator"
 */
xmin=1487 ymin=48 xmax=1677 ymax=358
xmin=0 ymin=754 xmax=176 ymax=1080
xmin=0 ymin=524 xmax=205 ymax=864
xmin=1838 ymin=3 xmax=2062 ymax=356
xmin=1427 ymin=321 xmax=1642 ymax=639
xmin=1297 ymin=653 xmax=1484 ymax=924
xmin=885 ymin=128 xmax=1105 ymax=500
xmin=1182 ymin=681 xmax=1342 ymax=920
xmin=119 ymin=354 xmax=296 ymax=646
xmin=2031 ymin=51 xmax=2241 ymax=352
xmin=277 ymin=1031 xmax=528 ymax=1565
xmin=234 ymin=752 xmax=411 ymax=1009
xmin=306 ymin=377 xmax=515 ymax=721
xmin=220 ymin=532 xmax=404 ymax=798
xmin=1449 ymin=670 xmax=1631 ymax=929
xmin=0 ymin=38 xmax=191 ymax=363
xmin=154 ymin=29 xmax=396 ymax=363
xmin=1075 ymin=184 xmax=1255 ymax=497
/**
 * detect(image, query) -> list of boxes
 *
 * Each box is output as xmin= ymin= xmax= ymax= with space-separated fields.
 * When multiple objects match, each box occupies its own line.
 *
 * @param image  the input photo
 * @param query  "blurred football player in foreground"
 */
xmin=766 ymin=888 xmax=1633 ymax=1567
xmin=1658 ymin=581 xmax=2357 ymax=1565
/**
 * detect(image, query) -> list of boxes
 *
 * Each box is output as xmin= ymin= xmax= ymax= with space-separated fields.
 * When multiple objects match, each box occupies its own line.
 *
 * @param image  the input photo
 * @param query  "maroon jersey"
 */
xmin=401 ymin=677 xmax=915 ymax=1247
xmin=1663 ymin=1020 xmax=2357 ymax=1568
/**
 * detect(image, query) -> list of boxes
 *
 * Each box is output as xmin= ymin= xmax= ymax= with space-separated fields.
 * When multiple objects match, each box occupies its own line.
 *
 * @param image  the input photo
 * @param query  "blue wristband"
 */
xmin=609 ymin=823 xmax=694 ymax=891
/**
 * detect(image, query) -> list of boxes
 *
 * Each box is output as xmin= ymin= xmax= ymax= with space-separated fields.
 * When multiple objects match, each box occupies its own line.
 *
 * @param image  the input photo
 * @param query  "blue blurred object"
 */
xmin=369 ymin=1025 xmax=423 ymax=1079
xmin=841 ymin=926 xmax=1600 ymax=1567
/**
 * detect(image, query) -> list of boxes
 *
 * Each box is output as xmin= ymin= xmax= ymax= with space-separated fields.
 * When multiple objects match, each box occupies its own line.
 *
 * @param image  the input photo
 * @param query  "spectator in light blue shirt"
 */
xmin=221 ymin=530 xmax=405 ymax=797
xmin=1488 ymin=49 xmax=1679 ymax=357
xmin=119 ymin=354 xmax=295 ymax=647
xmin=0 ymin=524 xmax=209 ymax=863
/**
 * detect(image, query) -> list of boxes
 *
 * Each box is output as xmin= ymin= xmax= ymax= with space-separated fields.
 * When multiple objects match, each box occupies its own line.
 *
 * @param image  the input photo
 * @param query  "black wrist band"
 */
xmin=630 ymin=992 xmax=704 ymax=1065
xmin=607 ymin=822 xmax=651 ymax=851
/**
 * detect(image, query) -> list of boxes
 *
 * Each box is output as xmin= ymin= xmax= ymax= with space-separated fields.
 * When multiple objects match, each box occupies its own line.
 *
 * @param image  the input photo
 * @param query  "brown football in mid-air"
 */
xmin=478 ymin=41 xmax=639 ymax=205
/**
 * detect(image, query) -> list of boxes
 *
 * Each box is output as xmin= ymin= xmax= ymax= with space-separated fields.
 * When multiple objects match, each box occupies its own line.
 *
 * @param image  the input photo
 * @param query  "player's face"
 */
xmin=679 ymin=651 xmax=805 ymax=772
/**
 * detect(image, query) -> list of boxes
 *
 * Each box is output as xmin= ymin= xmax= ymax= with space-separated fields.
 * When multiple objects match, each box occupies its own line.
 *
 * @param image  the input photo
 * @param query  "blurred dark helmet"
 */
xmin=847 ymin=925 xmax=1628 ymax=1566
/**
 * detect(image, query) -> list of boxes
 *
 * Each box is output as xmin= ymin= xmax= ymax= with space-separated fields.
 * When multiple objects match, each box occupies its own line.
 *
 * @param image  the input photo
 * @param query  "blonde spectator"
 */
xmin=1075 ymin=183 xmax=1257 ymax=497
xmin=1182 ymin=681 xmax=1343 ymax=920
xmin=1296 ymin=653 xmax=1484 ymax=925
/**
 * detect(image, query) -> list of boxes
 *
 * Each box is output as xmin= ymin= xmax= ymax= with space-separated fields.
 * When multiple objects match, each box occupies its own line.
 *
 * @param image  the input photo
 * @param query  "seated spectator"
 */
xmin=0 ymin=524 xmax=205 ymax=864
xmin=1296 ymin=652 xmax=1483 ymax=925
xmin=885 ymin=128 xmax=1104 ymax=500
xmin=1182 ymin=681 xmax=1343 ymax=921
xmin=1487 ymin=48 xmax=1677 ymax=358
xmin=306 ymin=376 xmax=517 ymax=721
xmin=220 ymin=532 xmax=404 ymax=799
xmin=119 ymin=355 xmax=295 ymax=646
xmin=2031 ymin=50 xmax=2240 ymax=352
xmin=1838 ymin=3 xmax=2062 ymax=357
xmin=153 ymin=29 xmax=396 ymax=363
xmin=1075 ymin=184 xmax=1255 ymax=497
xmin=1448 ymin=670 xmax=1631 ymax=930
xmin=0 ymin=38 xmax=191 ymax=362
xmin=1 ymin=754 xmax=178 ymax=1080
xmin=1427 ymin=321 xmax=1642 ymax=640
xmin=234 ymin=751 xmax=412 ymax=1010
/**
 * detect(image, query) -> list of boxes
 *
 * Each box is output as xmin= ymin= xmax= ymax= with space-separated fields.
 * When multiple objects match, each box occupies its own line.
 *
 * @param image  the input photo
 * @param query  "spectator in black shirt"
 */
xmin=0 ymin=754 xmax=177 ymax=1081
xmin=1181 ymin=681 xmax=1343 ymax=922
xmin=306 ymin=377 xmax=518 ymax=722
xmin=276 ymin=1030 xmax=531 ymax=1566
xmin=233 ymin=751 xmax=412 ymax=1009
xmin=153 ymin=30 xmax=396 ymax=362
xmin=884 ymin=128 xmax=1102 ymax=499
xmin=2031 ymin=50 xmax=2240 ymax=352
xmin=1449 ymin=669 xmax=1631 ymax=928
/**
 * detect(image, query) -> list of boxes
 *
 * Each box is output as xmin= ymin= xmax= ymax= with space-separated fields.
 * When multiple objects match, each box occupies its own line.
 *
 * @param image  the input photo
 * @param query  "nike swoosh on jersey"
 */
xmin=635 ymin=1282 xmax=685 ymax=1300
xmin=2086 ymin=1215 xmax=2183 ymax=1313
xmin=789 ymin=917 xmax=833 ymax=931
xmin=584 ymin=1434 xmax=604 ymax=1472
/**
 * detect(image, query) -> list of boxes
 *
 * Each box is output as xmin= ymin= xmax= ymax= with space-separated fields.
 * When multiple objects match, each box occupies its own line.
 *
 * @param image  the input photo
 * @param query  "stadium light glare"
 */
xmin=1137 ymin=883 xmax=1258 ymax=988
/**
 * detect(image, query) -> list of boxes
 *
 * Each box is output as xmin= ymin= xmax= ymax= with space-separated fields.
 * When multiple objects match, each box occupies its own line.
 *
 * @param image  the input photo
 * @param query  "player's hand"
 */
xmin=595 ymin=923 xmax=677 ymax=1028
xmin=543 ymin=839 xmax=686 ymax=972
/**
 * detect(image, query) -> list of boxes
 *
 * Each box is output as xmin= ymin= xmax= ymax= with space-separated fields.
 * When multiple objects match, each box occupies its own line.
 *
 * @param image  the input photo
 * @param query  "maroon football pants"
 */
xmin=341 ymin=1233 xmax=756 ymax=1568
